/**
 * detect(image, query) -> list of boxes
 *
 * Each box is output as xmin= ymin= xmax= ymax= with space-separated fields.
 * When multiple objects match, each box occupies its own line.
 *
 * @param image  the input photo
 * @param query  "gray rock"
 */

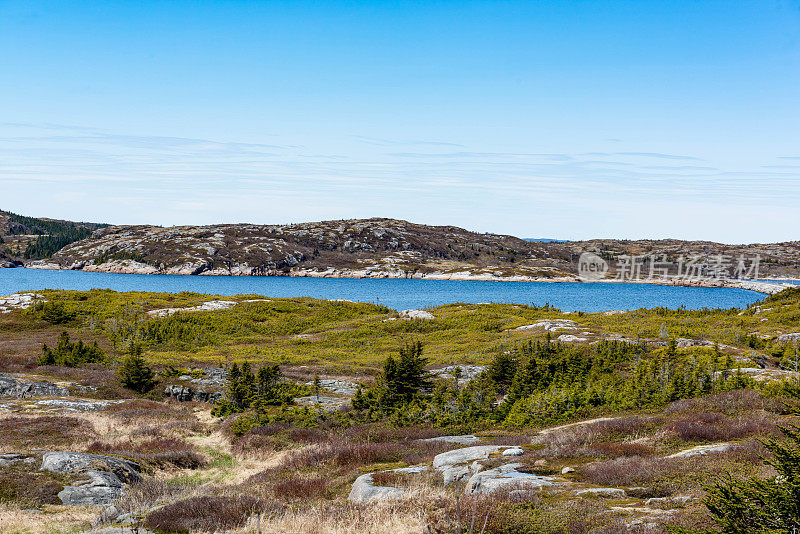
xmin=431 ymin=366 xmax=486 ymax=383
xmin=561 ymin=467 xmax=575 ymax=474
xmin=576 ymin=487 xmax=626 ymax=498
xmin=304 ymin=378 xmax=359 ymax=396
xmin=348 ymin=473 xmax=406 ymax=503
xmin=399 ymin=309 xmax=435 ymax=320
xmin=95 ymin=505 xmax=121 ymax=526
xmin=778 ymin=333 xmax=800 ymax=344
xmin=502 ymin=448 xmax=524 ymax=457
xmin=666 ymin=443 xmax=732 ymax=458
xmin=433 ymin=445 xmax=504 ymax=470
xmin=58 ymin=470 xmax=125 ymax=506
xmin=465 ymin=463 xmax=559 ymax=495
xmin=645 ymin=495 xmax=694 ymax=507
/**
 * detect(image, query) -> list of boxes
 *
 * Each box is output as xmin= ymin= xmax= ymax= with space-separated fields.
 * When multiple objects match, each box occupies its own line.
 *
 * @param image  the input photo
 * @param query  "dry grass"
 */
xmin=86 ymin=437 xmax=207 ymax=470
xmin=0 ymin=502 xmax=97 ymax=534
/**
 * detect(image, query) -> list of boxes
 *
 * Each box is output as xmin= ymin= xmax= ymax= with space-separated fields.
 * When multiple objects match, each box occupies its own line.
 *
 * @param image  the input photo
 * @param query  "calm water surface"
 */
xmin=0 ymin=268 xmax=766 ymax=312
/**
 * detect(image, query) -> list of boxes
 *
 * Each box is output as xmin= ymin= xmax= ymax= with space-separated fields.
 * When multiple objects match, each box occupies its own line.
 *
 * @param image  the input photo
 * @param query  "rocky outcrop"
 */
xmin=420 ymin=434 xmax=483 ymax=445
xmin=465 ymin=463 xmax=560 ymax=495
xmin=303 ymin=378 xmax=360 ymax=396
xmin=0 ymin=373 xmax=70 ymax=398
xmin=147 ymin=300 xmax=238 ymax=317
xmin=0 ymin=452 xmax=36 ymax=467
xmin=431 ymin=366 xmax=486 ymax=385
xmin=666 ymin=443 xmax=733 ymax=458
xmin=347 ymin=466 xmax=428 ymax=503
xmin=399 ymin=309 xmax=435 ymax=320
xmin=41 ymin=452 xmax=141 ymax=506
xmin=163 ymin=385 xmax=224 ymax=403
xmin=515 ymin=320 xmax=576 ymax=332
xmin=433 ymin=445 xmax=509 ymax=486
xmin=778 ymin=333 xmax=800 ymax=344
xmin=0 ymin=293 xmax=44 ymax=313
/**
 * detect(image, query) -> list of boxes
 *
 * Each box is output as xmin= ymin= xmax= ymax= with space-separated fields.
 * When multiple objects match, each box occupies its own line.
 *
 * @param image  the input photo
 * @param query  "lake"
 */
xmin=0 ymin=268 xmax=768 ymax=312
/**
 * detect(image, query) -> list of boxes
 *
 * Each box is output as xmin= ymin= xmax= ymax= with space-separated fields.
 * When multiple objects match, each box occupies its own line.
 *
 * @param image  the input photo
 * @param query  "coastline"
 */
xmin=11 ymin=262 xmax=795 ymax=295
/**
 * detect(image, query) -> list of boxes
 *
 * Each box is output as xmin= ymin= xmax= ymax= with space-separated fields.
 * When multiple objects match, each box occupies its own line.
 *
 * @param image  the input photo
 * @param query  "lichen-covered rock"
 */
xmin=399 ymin=309 xmax=435 ymax=320
xmin=348 ymin=473 xmax=406 ymax=503
xmin=58 ymin=470 xmax=125 ymax=506
xmin=0 ymin=373 xmax=70 ymax=398
xmin=163 ymin=385 xmax=223 ymax=403
xmin=465 ymin=463 xmax=560 ymax=495
xmin=41 ymin=452 xmax=141 ymax=483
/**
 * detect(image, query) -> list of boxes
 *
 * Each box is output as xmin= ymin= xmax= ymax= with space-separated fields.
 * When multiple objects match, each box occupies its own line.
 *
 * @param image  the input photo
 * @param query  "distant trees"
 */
xmin=39 ymin=332 xmax=105 ymax=367
xmin=212 ymin=362 xmax=294 ymax=416
xmin=117 ymin=344 xmax=156 ymax=393
xmin=351 ymin=341 xmax=432 ymax=418
xmin=33 ymin=301 xmax=77 ymax=325
xmin=4 ymin=210 xmax=106 ymax=259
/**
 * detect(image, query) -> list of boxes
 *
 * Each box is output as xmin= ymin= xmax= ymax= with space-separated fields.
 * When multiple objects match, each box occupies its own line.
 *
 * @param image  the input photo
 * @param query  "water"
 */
xmin=0 ymin=268 xmax=766 ymax=312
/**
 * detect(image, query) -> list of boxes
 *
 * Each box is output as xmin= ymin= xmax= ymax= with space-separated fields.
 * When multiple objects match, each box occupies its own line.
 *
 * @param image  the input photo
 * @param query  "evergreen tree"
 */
xmin=117 ymin=345 xmax=156 ymax=393
xmin=704 ymin=425 xmax=800 ymax=533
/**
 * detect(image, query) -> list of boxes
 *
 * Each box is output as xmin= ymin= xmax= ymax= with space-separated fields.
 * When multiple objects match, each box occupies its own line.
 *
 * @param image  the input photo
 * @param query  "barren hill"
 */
xmin=42 ymin=218 xmax=577 ymax=278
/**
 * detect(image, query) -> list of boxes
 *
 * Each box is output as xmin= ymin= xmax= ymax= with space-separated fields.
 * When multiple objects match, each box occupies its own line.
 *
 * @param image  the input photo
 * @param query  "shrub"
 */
xmin=144 ymin=495 xmax=276 ymax=533
xmin=86 ymin=439 xmax=206 ymax=470
xmin=0 ymin=416 xmax=97 ymax=449
xmin=271 ymin=476 xmax=329 ymax=500
xmin=32 ymin=301 xmax=77 ymax=324
xmin=663 ymin=412 xmax=777 ymax=442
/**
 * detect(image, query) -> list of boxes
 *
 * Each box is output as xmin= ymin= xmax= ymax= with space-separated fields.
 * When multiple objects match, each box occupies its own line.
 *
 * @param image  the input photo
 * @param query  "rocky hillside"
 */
xmin=576 ymin=238 xmax=800 ymax=279
xmin=39 ymin=218 xmax=577 ymax=278
xmin=0 ymin=210 xmax=107 ymax=267
xmin=4 ymin=213 xmax=799 ymax=279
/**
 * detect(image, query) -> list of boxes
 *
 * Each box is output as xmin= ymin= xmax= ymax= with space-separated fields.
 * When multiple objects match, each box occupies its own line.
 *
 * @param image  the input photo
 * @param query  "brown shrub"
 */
xmin=535 ymin=416 xmax=660 ymax=458
xmin=0 ymin=415 xmax=97 ymax=450
xmin=664 ymin=389 xmax=783 ymax=415
xmin=129 ymin=420 xmax=204 ymax=439
xmin=580 ymin=442 xmax=766 ymax=494
xmin=271 ymin=476 xmax=329 ymax=500
xmin=145 ymin=495 xmax=277 ymax=533
xmin=86 ymin=438 xmax=206 ymax=470
xmin=342 ymin=423 xmax=446 ymax=443
xmin=588 ymin=441 xmax=655 ymax=458
xmin=281 ymin=438 xmax=450 ymax=471
xmin=662 ymin=412 xmax=778 ymax=442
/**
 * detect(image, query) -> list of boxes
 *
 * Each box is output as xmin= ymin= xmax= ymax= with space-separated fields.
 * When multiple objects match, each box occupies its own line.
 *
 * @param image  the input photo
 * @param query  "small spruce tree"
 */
xmin=117 ymin=344 xmax=155 ymax=393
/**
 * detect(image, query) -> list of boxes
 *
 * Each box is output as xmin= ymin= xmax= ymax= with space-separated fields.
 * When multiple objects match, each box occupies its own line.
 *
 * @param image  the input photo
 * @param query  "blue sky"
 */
xmin=1 ymin=0 xmax=799 ymax=243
